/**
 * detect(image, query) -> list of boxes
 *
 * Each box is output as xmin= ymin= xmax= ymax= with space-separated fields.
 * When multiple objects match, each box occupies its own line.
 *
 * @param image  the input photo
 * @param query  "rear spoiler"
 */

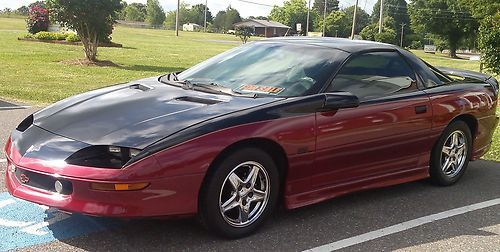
xmin=437 ymin=66 xmax=499 ymax=95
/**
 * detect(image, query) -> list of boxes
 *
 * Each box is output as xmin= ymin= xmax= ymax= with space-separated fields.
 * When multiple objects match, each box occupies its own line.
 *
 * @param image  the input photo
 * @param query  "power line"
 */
xmin=387 ymin=10 xmax=476 ymax=20
xmin=237 ymin=0 xmax=275 ymax=8
xmin=385 ymin=3 xmax=472 ymax=14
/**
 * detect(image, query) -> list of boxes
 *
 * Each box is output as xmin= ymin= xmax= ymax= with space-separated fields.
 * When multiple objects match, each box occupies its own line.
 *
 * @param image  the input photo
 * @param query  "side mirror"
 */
xmin=319 ymin=92 xmax=359 ymax=111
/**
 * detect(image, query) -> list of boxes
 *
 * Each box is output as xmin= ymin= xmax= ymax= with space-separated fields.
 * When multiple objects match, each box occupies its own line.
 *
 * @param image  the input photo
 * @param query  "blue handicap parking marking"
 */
xmin=0 ymin=192 xmax=120 ymax=251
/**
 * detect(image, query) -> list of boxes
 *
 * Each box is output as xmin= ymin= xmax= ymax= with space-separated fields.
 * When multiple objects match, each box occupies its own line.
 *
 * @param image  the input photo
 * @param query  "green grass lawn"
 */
xmin=0 ymin=17 xmax=240 ymax=104
xmin=0 ymin=17 xmax=498 ymax=161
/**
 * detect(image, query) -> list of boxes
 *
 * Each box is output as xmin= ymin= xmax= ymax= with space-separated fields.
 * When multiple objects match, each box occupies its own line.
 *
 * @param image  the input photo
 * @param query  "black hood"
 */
xmin=33 ymin=77 xmax=282 ymax=149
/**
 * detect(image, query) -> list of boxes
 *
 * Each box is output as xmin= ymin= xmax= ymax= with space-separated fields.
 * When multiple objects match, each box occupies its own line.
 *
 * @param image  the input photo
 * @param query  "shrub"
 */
xmin=478 ymin=12 xmax=500 ymax=76
xmin=65 ymin=33 xmax=80 ymax=42
xmin=23 ymin=33 xmax=35 ymax=39
xmin=409 ymin=40 xmax=423 ymax=49
xmin=26 ymin=3 xmax=49 ymax=34
xmin=235 ymin=26 xmax=253 ymax=43
xmin=33 ymin=31 xmax=68 ymax=40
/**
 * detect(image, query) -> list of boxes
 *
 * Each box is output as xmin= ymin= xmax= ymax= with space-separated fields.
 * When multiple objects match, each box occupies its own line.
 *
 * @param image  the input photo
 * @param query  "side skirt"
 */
xmin=284 ymin=166 xmax=429 ymax=210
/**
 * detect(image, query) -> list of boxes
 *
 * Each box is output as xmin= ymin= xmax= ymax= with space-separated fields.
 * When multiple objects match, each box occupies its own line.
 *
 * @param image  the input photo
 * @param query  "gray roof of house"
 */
xmin=235 ymin=19 xmax=291 ymax=29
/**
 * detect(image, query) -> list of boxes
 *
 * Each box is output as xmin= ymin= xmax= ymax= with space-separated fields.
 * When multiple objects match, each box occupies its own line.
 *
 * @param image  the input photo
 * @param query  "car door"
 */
xmin=312 ymin=50 xmax=433 ymax=189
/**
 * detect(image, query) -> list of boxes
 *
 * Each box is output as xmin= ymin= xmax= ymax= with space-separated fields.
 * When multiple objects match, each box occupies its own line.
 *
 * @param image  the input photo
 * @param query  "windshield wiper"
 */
xmin=160 ymin=74 xmax=256 ymax=98
xmin=182 ymin=80 xmax=256 ymax=98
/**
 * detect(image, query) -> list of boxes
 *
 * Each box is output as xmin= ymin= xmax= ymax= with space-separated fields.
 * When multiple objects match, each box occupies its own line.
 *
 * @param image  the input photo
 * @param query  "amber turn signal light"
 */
xmin=90 ymin=182 xmax=150 ymax=191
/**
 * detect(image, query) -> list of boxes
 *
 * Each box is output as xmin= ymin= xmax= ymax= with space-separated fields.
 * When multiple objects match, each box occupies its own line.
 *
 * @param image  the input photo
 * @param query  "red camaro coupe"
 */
xmin=4 ymin=38 xmax=499 ymax=238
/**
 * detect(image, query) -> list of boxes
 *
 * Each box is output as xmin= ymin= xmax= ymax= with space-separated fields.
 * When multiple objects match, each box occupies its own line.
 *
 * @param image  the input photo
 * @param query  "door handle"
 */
xmin=415 ymin=105 xmax=427 ymax=114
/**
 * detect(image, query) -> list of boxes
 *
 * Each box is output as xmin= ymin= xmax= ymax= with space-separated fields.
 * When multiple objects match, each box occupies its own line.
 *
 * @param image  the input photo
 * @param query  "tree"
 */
xmin=47 ymin=0 xmax=121 ymax=62
xmin=312 ymin=0 xmax=339 ymax=15
xmin=224 ymin=6 xmax=242 ymax=30
xmin=146 ymin=0 xmax=165 ymax=28
xmin=189 ymin=4 xmax=213 ymax=26
xmin=248 ymin=16 xmax=268 ymax=20
xmin=124 ymin=5 xmax=145 ymax=22
xmin=320 ymin=10 xmax=350 ymax=37
xmin=236 ymin=26 xmax=253 ymax=43
xmin=374 ymin=28 xmax=397 ymax=44
xmin=360 ymin=16 xmax=397 ymax=44
xmin=408 ymin=0 xmax=478 ymax=58
xmin=462 ymin=0 xmax=500 ymax=75
xmin=269 ymin=0 xmax=309 ymax=35
xmin=478 ymin=13 xmax=500 ymax=75
xmin=16 ymin=6 xmax=29 ymax=16
xmin=344 ymin=5 xmax=370 ymax=35
xmin=129 ymin=3 xmax=147 ymax=16
xmin=372 ymin=0 xmax=410 ymax=40
xmin=213 ymin=10 xmax=227 ymax=31
xmin=164 ymin=2 xmax=190 ymax=29
xmin=213 ymin=6 xmax=241 ymax=32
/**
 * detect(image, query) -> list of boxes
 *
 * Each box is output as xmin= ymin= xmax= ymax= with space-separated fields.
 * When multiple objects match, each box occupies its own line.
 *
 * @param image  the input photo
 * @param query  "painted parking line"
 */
xmin=304 ymin=197 xmax=500 ymax=252
xmin=0 ymin=192 xmax=120 ymax=251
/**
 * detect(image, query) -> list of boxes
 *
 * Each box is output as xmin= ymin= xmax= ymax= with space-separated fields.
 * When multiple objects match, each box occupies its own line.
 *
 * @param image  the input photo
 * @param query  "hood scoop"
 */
xmin=130 ymin=83 xmax=153 ymax=91
xmin=175 ymin=96 xmax=224 ymax=105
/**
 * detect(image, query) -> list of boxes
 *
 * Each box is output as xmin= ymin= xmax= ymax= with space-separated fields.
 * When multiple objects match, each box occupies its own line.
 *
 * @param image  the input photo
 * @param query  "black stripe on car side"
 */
xmin=126 ymin=94 xmax=326 ymax=165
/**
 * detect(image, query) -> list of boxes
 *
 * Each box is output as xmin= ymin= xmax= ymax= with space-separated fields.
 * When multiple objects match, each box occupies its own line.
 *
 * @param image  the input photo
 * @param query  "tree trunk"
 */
xmin=448 ymin=36 xmax=459 ymax=58
xmin=79 ymin=24 xmax=99 ymax=62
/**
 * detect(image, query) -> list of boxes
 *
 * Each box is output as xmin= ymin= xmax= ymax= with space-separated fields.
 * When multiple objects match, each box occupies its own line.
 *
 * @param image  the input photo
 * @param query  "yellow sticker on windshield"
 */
xmin=240 ymin=84 xmax=284 ymax=94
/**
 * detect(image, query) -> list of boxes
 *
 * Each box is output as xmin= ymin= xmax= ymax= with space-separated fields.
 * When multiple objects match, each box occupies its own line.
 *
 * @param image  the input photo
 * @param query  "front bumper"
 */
xmin=4 ymin=137 xmax=204 ymax=218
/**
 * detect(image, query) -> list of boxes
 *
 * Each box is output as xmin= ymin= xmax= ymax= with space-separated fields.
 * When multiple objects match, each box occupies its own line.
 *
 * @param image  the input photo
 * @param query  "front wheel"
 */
xmin=199 ymin=148 xmax=279 ymax=238
xmin=429 ymin=121 xmax=472 ymax=186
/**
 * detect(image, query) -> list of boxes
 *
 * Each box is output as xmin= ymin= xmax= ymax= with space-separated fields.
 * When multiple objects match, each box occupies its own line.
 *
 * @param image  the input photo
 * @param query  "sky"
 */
xmin=0 ymin=0 xmax=380 ymax=17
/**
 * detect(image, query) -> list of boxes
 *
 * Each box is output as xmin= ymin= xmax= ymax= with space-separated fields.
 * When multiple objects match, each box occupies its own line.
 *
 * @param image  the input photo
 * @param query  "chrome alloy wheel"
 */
xmin=441 ymin=130 xmax=468 ymax=177
xmin=219 ymin=161 xmax=270 ymax=228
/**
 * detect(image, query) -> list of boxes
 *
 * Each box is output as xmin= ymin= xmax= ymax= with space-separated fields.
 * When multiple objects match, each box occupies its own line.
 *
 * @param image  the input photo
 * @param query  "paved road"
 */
xmin=0 ymin=100 xmax=499 ymax=251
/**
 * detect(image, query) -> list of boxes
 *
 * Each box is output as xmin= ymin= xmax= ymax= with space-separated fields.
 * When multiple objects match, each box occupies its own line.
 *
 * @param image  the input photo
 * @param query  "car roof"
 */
xmin=259 ymin=37 xmax=398 ymax=53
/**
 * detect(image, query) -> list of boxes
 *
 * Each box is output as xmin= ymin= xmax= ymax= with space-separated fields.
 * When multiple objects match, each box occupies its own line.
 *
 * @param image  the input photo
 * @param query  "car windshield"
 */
xmin=176 ymin=42 xmax=343 ymax=97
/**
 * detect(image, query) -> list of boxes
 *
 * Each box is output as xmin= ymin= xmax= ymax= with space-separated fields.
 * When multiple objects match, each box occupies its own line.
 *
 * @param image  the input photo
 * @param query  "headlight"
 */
xmin=65 ymin=145 xmax=142 ymax=169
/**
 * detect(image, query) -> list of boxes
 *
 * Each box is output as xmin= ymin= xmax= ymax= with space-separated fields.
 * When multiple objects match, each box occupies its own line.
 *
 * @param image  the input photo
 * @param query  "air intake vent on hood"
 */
xmin=175 ymin=96 xmax=223 ymax=105
xmin=16 ymin=114 xmax=33 ymax=132
xmin=129 ymin=83 xmax=153 ymax=91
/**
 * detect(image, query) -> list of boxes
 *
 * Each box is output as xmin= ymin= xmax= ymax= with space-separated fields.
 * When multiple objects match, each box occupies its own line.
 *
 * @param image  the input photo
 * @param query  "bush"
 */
xmin=65 ymin=33 xmax=80 ymax=42
xmin=33 ymin=31 xmax=68 ymax=40
xmin=26 ymin=3 xmax=49 ymax=34
xmin=409 ymin=41 xmax=423 ymax=49
xmin=235 ymin=26 xmax=253 ymax=43
xmin=23 ymin=33 xmax=35 ymax=39
xmin=478 ymin=12 xmax=500 ymax=76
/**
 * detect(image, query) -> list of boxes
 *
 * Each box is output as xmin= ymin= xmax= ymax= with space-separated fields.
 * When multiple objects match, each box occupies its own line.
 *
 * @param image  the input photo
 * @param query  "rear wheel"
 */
xmin=430 ymin=121 xmax=472 ymax=186
xmin=199 ymin=148 xmax=279 ymax=238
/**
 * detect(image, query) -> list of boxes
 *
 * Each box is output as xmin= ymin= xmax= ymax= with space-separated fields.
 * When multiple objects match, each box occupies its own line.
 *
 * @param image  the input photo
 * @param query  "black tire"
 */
xmin=198 ymin=147 xmax=280 ymax=238
xmin=429 ymin=121 xmax=472 ymax=186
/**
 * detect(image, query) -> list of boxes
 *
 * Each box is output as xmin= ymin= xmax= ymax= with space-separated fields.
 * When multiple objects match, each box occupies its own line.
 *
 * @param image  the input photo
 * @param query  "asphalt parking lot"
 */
xmin=0 ymin=101 xmax=499 ymax=251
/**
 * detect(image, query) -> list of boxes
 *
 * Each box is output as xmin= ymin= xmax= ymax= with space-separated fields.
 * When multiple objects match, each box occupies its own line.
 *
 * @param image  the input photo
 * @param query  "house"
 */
xmin=183 ymin=23 xmax=201 ymax=32
xmin=234 ymin=19 xmax=290 ymax=38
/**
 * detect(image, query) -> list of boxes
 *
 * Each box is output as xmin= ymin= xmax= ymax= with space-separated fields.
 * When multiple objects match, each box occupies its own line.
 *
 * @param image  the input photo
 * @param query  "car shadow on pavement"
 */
xmin=46 ymin=160 xmax=500 ymax=251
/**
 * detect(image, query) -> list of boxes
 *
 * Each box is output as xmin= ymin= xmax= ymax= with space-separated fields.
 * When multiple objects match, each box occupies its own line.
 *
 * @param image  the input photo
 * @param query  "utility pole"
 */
xmin=350 ymin=0 xmax=359 ymax=39
xmin=306 ymin=0 xmax=311 ymax=36
xmin=400 ymin=23 xmax=406 ymax=47
xmin=175 ymin=0 xmax=180 ymax=36
xmin=378 ymin=0 xmax=383 ymax=33
xmin=204 ymin=0 xmax=208 ymax=32
xmin=322 ymin=0 xmax=327 ymax=37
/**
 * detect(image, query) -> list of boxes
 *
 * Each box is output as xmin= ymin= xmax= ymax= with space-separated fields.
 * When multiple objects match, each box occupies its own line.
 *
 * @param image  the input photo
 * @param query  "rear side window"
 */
xmin=327 ymin=51 xmax=418 ymax=101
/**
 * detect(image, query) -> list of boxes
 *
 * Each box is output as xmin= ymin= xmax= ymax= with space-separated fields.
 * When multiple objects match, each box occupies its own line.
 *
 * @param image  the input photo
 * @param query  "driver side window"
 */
xmin=327 ymin=51 xmax=418 ymax=102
